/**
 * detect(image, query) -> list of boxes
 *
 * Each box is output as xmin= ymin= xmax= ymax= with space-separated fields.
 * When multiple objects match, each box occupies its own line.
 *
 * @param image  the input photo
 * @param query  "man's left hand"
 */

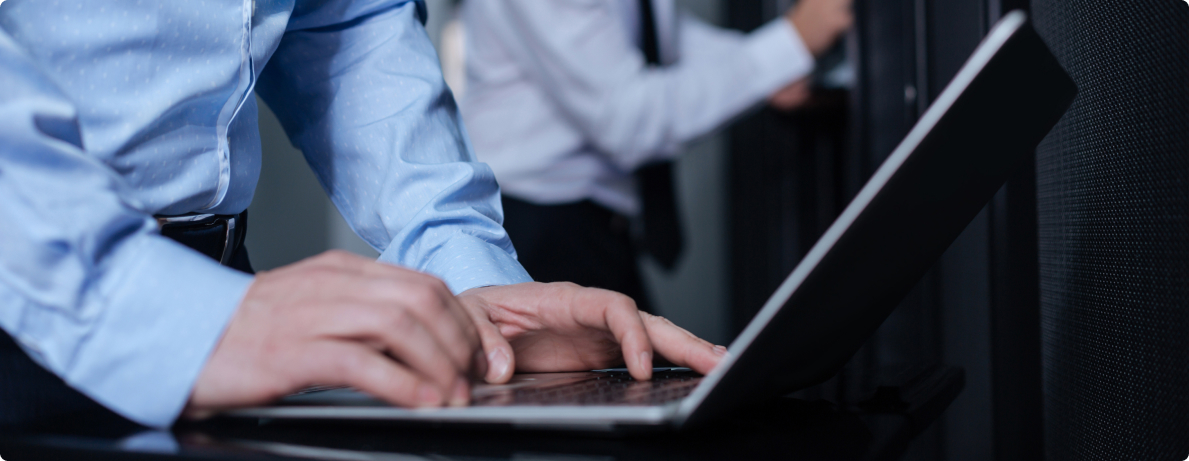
xmin=458 ymin=283 xmax=727 ymax=384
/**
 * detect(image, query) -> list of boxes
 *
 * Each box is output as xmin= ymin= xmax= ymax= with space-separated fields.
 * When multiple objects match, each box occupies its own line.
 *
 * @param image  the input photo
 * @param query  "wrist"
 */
xmin=458 ymin=284 xmax=500 ymax=302
xmin=789 ymin=14 xmax=823 ymax=57
xmin=457 ymin=284 xmax=505 ymax=318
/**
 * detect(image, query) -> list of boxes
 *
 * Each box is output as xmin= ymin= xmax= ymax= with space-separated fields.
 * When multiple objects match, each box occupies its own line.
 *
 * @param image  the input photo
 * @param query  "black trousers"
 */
xmin=502 ymin=196 xmax=654 ymax=313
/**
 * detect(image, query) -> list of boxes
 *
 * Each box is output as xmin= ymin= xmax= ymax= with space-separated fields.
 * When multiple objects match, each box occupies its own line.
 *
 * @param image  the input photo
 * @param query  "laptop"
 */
xmin=228 ymin=11 xmax=1076 ymax=432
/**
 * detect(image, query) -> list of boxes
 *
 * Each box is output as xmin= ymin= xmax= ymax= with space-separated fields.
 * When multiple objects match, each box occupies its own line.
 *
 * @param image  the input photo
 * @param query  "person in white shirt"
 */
xmin=459 ymin=0 xmax=853 ymax=311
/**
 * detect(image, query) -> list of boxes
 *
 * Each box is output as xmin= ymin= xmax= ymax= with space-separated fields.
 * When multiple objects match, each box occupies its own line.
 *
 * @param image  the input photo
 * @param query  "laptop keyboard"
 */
xmin=470 ymin=368 xmax=703 ymax=406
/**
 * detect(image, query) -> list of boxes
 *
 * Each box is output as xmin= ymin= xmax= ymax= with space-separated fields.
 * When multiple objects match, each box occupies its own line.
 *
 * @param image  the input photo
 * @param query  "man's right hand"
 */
xmin=184 ymin=251 xmax=483 ymax=419
xmin=787 ymin=0 xmax=855 ymax=57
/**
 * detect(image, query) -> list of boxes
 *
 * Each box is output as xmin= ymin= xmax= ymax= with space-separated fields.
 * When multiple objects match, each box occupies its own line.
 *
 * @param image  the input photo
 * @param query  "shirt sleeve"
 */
xmin=0 ymin=31 xmax=254 ymax=428
xmin=256 ymin=0 xmax=531 ymax=294
xmin=484 ymin=1 xmax=815 ymax=171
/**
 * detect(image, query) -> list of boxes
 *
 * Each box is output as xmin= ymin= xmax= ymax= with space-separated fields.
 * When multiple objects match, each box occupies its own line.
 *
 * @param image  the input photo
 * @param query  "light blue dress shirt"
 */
xmin=0 ymin=0 xmax=530 ymax=428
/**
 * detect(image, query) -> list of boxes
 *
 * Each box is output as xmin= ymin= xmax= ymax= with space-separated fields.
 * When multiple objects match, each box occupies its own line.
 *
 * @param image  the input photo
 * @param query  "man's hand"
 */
xmin=769 ymin=79 xmax=813 ymax=111
xmin=185 ymin=251 xmax=483 ymax=418
xmin=186 ymin=258 xmax=726 ymax=416
xmin=787 ymin=0 xmax=854 ymax=57
xmin=458 ymin=283 xmax=727 ymax=383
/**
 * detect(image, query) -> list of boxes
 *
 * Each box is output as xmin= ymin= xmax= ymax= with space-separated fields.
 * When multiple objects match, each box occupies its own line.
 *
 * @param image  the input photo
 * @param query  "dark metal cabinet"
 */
xmin=726 ymin=0 xmax=1042 ymax=458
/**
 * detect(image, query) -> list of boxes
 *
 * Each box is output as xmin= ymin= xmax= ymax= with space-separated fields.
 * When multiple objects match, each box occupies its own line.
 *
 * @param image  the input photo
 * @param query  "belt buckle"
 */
xmin=156 ymin=214 xmax=237 ymax=265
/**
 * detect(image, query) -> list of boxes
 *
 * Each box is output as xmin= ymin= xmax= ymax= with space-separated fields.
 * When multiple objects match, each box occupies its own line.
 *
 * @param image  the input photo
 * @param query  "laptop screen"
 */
xmin=680 ymin=11 xmax=1077 ymax=427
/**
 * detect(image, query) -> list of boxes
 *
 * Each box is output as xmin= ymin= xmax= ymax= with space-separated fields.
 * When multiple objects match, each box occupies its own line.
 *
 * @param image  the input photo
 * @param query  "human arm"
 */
xmin=186 ymin=1 xmax=723 ymax=414
xmin=768 ymin=0 xmax=854 ymax=111
xmin=187 ymin=0 xmax=532 ymax=414
xmin=186 ymin=255 xmax=726 ymax=417
xmin=473 ymin=0 xmax=817 ymax=171
xmin=185 ymin=251 xmax=484 ymax=417
xmin=787 ymin=0 xmax=855 ymax=57
xmin=0 ymin=30 xmax=254 ymax=428
xmin=255 ymin=0 xmax=530 ymax=295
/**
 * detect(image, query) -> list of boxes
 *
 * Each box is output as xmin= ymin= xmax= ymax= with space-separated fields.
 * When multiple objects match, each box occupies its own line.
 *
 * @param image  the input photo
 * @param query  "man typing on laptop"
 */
xmin=0 ymin=0 xmax=723 ymax=429
xmin=186 ymin=261 xmax=725 ymax=419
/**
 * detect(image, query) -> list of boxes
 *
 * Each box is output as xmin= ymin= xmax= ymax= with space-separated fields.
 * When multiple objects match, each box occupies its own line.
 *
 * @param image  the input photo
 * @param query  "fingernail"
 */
xmin=488 ymin=348 xmax=510 ymax=381
xmin=713 ymin=345 xmax=728 ymax=356
xmin=450 ymin=378 xmax=470 ymax=407
xmin=639 ymin=351 xmax=652 ymax=369
xmin=418 ymin=383 xmax=442 ymax=406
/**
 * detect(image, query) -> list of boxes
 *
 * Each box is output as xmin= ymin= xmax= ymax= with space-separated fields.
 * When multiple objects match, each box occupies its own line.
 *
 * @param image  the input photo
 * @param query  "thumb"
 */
xmin=465 ymin=304 xmax=516 ymax=384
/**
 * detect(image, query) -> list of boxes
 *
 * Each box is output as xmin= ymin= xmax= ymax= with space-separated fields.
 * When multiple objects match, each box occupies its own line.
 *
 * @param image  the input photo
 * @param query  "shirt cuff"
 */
xmin=744 ymin=18 xmax=816 ymax=97
xmin=380 ymin=234 xmax=532 ymax=295
xmin=63 ymin=235 xmax=252 ymax=428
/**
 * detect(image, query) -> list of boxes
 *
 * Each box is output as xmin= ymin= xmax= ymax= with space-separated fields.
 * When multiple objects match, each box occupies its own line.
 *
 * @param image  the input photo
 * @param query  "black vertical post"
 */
xmin=985 ymin=1 xmax=1045 ymax=459
xmin=728 ymin=1 xmax=1049 ymax=457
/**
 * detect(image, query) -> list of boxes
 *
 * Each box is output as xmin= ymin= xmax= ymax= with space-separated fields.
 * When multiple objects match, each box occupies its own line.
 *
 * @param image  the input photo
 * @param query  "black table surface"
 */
xmin=0 ymin=366 xmax=963 ymax=461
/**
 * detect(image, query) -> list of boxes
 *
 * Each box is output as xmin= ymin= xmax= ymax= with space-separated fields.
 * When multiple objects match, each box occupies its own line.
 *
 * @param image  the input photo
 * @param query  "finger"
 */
xmin=463 ymin=303 xmax=516 ymax=384
xmin=362 ymin=264 xmax=483 ymax=350
xmin=293 ymin=270 xmax=480 ymax=375
xmin=350 ymin=274 xmax=481 ymax=373
xmin=398 ymin=283 xmax=482 ymax=374
xmin=352 ymin=303 xmax=470 ymax=405
xmin=308 ymin=341 xmax=448 ymax=408
xmin=639 ymin=312 xmax=725 ymax=375
xmin=313 ymin=294 xmax=467 ymax=375
xmin=574 ymin=288 xmax=654 ymax=380
xmin=467 ymin=310 xmax=514 ymax=384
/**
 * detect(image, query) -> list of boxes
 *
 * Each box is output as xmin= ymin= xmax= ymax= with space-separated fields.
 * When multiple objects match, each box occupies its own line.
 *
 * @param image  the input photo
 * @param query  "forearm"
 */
xmin=0 ymin=30 xmax=254 ymax=428
xmin=258 ymin=0 xmax=529 ymax=292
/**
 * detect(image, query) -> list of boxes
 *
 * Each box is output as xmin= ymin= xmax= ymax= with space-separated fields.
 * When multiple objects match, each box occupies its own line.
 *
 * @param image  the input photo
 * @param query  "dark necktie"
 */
xmin=636 ymin=0 xmax=684 ymax=270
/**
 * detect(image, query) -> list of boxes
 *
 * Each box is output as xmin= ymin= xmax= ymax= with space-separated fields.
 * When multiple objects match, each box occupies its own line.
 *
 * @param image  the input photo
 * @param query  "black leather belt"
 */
xmin=157 ymin=210 xmax=248 ymax=266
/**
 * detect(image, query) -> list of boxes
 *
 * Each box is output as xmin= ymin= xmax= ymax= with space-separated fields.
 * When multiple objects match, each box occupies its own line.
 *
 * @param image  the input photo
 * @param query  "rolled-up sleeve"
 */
xmin=256 ymin=0 xmax=531 ymax=293
xmin=0 ymin=31 xmax=254 ymax=428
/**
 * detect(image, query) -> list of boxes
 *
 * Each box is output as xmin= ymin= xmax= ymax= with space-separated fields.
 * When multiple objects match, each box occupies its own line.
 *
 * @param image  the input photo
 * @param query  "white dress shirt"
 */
xmin=460 ymin=0 xmax=815 ymax=215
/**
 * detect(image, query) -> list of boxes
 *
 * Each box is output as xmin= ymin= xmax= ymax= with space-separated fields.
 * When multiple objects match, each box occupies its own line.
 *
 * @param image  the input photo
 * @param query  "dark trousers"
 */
xmin=502 ymin=196 xmax=654 ymax=313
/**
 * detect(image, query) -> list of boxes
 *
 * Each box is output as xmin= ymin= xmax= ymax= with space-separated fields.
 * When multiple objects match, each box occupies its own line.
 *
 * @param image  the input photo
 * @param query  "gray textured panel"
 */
xmin=1033 ymin=1 xmax=1189 ymax=459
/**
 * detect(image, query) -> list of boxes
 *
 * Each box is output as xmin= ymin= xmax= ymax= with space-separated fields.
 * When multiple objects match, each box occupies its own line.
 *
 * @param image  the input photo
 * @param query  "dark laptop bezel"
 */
xmin=678 ymin=11 xmax=1075 ymax=428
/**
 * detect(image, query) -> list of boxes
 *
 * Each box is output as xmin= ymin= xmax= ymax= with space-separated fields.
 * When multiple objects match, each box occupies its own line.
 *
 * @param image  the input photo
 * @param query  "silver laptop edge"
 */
xmin=244 ymin=405 xmax=674 ymax=430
